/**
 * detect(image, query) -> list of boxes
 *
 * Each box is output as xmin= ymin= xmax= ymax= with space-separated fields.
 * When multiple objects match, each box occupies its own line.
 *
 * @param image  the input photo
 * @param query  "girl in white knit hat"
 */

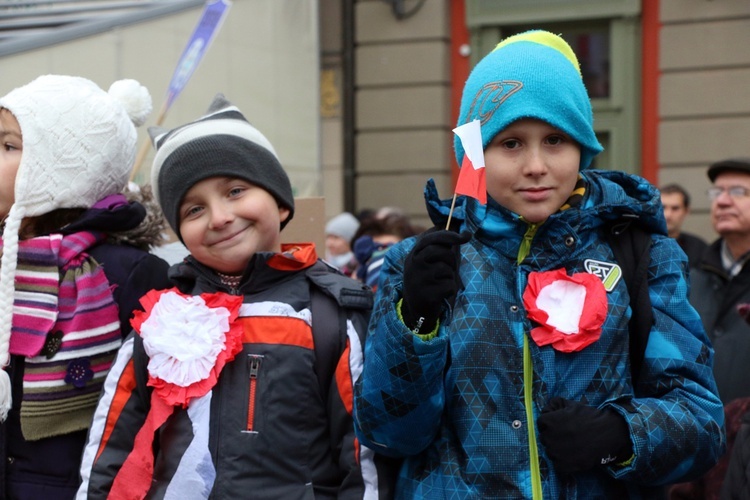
xmin=0 ymin=75 xmax=172 ymax=499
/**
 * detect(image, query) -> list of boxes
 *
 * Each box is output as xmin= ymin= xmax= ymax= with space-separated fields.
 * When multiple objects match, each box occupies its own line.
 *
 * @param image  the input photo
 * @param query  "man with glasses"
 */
xmin=672 ymin=158 xmax=750 ymax=500
xmin=690 ymin=157 xmax=750 ymax=405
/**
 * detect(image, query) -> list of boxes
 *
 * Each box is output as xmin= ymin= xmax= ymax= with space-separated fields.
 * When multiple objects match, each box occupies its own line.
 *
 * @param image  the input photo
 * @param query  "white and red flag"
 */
xmin=453 ymin=119 xmax=487 ymax=204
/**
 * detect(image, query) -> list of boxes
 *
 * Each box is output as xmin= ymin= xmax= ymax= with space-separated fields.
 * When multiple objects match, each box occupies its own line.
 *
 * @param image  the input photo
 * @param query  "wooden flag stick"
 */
xmin=129 ymin=99 xmax=169 ymax=183
xmin=445 ymin=192 xmax=458 ymax=230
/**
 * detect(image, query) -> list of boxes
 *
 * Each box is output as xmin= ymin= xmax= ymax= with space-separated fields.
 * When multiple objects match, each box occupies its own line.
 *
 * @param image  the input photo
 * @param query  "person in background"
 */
xmin=0 ymin=75 xmax=171 ymax=499
xmin=660 ymin=183 xmax=708 ymax=268
xmin=324 ymin=211 xmax=360 ymax=274
xmin=77 ymin=94 xmax=388 ymax=499
xmin=670 ymin=158 xmax=750 ymax=500
xmin=690 ymin=158 xmax=750 ymax=406
xmin=352 ymin=212 xmax=419 ymax=292
xmin=354 ymin=29 xmax=724 ymax=498
xmin=669 ymin=287 xmax=750 ymax=500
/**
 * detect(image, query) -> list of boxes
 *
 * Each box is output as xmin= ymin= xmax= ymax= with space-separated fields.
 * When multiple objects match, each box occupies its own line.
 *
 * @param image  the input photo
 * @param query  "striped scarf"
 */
xmin=2 ymin=231 xmax=121 ymax=440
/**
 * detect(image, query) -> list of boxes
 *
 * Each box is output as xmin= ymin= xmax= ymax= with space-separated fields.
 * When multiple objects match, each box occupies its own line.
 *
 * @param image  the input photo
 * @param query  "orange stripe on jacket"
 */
xmin=240 ymin=316 xmax=314 ymax=350
xmin=335 ymin=340 xmax=353 ymax=414
xmin=95 ymin=359 xmax=137 ymax=462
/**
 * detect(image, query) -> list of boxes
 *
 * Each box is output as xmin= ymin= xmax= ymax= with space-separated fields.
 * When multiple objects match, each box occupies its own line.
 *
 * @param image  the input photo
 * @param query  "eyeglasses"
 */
xmin=707 ymin=186 xmax=750 ymax=201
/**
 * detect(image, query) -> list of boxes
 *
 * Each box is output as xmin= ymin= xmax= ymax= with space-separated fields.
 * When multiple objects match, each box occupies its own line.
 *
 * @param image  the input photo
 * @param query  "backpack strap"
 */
xmin=605 ymin=216 xmax=654 ymax=390
xmin=310 ymin=283 xmax=345 ymax=403
xmin=306 ymin=261 xmax=373 ymax=402
xmin=131 ymin=333 xmax=153 ymax=409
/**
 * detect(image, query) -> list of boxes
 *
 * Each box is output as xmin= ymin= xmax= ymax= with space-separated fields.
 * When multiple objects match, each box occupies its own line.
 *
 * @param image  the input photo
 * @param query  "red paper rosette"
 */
xmin=522 ymin=268 xmax=608 ymax=353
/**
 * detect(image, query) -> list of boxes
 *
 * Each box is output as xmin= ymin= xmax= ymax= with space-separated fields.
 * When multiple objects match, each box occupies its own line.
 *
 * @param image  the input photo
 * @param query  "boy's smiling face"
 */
xmin=0 ymin=109 xmax=22 ymax=220
xmin=179 ymin=176 xmax=290 ymax=274
xmin=484 ymin=118 xmax=581 ymax=224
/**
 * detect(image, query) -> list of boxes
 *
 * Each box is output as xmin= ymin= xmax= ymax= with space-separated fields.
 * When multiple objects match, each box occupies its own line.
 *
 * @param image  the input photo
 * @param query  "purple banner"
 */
xmin=166 ymin=0 xmax=232 ymax=108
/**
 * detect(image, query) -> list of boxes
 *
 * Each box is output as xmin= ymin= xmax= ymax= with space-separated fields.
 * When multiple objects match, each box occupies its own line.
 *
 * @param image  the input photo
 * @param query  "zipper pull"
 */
xmin=246 ymin=355 xmax=263 ymax=433
xmin=249 ymin=356 xmax=261 ymax=378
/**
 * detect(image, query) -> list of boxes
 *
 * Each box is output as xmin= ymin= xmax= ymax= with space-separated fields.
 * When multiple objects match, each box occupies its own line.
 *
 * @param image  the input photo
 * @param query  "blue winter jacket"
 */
xmin=354 ymin=170 xmax=725 ymax=499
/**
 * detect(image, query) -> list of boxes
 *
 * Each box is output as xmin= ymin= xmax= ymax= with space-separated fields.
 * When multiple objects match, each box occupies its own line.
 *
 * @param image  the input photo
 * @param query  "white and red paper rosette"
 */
xmin=522 ymin=269 xmax=608 ymax=353
xmin=131 ymin=288 xmax=244 ymax=407
xmin=111 ymin=288 xmax=245 ymax=499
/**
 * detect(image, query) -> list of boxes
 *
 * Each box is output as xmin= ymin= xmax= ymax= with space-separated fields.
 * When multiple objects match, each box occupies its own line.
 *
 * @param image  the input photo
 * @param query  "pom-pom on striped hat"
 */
xmin=455 ymin=30 xmax=603 ymax=170
xmin=149 ymin=93 xmax=294 ymax=243
xmin=0 ymin=75 xmax=152 ymax=420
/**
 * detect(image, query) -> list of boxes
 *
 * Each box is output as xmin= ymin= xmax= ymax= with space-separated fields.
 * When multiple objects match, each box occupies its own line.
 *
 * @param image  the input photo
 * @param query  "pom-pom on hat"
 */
xmin=0 ymin=75 xmax=152 ymax=420
xmin=149 ymin=93 xmax=295 ymax=242
xmin=455 ymin=30 xmax=603 ymax=170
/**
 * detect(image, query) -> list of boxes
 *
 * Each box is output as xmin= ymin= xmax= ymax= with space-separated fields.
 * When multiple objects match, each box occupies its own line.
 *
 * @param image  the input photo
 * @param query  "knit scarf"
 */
xmin=2 ymin=231 xmax=121 ymax=440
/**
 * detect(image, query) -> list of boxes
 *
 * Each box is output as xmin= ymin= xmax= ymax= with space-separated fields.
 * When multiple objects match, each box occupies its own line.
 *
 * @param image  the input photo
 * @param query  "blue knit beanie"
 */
xmin=455 ymin=30 xmax=603 ymax=170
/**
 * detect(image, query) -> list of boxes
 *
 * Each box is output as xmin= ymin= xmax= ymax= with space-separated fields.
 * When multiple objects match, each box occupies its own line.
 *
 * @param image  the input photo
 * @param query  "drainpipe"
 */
xmin=641 ymin=0 xmax=660 ymax=184
xmin=342 ymin=0 xmax=356 ymax=212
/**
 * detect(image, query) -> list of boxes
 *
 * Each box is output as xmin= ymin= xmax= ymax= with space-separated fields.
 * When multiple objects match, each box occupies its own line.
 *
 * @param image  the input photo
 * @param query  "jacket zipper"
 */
xmin=246 ymin=354 xmax=263 ymax=432
xmin=517 ymin=222 xmax=543 ymax=500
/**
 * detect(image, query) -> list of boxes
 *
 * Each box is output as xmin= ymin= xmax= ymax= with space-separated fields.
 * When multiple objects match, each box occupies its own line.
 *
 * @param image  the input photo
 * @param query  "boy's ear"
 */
xmin=279 ymin=206 xmax=291 ymax=225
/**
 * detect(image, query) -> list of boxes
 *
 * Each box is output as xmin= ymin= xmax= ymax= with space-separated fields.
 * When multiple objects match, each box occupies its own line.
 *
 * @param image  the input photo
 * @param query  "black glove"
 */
xmin=401 ymin=229 xmax=471 ymax=333
xmin=537 ymin=397 xmax=632 ymax=476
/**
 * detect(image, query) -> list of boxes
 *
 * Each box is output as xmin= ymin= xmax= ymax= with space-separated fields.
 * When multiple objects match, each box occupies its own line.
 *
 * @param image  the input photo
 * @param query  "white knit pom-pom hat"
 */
xmin=0 ymin=75 xmax=152 ymax=421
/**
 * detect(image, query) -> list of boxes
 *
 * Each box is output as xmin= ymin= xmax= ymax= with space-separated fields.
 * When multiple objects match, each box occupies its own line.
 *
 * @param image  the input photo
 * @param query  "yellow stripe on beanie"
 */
xmin=492 ymin=30 xmax=582 ymax=77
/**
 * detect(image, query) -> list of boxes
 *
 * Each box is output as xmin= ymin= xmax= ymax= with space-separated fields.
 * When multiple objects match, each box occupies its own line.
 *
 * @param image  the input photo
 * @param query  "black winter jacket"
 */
xmin=78 ymin=246 xmax=394 ymax=499
xmin=690 ymin=239 xmax=750 ymax=404
xmin=721 ymin=409 xmax=750 ymax=499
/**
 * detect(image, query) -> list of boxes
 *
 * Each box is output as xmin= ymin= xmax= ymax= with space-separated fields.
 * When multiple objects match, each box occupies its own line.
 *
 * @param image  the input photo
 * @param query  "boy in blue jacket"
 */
xmin=354 ymin=30 xmax=725 ymax=498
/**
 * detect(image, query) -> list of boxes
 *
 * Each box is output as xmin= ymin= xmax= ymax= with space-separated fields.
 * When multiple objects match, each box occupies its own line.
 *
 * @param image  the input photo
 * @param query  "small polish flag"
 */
xmin=453 ymin=119 xmax=487 ymax=204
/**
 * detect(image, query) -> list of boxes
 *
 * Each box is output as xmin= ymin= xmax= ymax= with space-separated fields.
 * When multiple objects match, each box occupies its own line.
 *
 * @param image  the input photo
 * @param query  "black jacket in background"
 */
xmin=690 ymin=238 xmax=750 ymax=405
xmin=0 ymin=201 xmax=171 ymax=500
xmin=677 ymin=231 xmax=709 ymax=269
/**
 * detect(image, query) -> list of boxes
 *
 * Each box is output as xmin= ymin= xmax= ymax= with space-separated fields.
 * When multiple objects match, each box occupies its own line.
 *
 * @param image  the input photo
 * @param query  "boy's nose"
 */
xmin=523 ymin=149 xmax=548 ymax=176
xmin=208 ymin=204 xmax=234 ymax=229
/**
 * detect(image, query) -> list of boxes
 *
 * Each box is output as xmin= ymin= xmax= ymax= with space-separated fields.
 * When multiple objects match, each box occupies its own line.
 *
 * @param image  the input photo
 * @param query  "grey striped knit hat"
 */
xmin=149 ymin=93 xmax=294 ymax=242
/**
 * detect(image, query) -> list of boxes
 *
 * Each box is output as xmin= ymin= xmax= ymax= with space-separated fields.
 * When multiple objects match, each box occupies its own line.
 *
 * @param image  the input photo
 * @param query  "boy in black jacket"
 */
xmin=78 ymin=94 xmax=391 ymax=499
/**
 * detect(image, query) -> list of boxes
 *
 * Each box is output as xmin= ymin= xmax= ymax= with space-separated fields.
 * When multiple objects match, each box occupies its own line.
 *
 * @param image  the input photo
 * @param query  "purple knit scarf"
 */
xmin=1 ymin=231 xmax=122 ymax=440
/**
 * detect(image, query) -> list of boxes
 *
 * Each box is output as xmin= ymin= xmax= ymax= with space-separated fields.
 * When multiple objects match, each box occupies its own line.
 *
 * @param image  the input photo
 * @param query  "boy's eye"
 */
xmin=546 ymin=135 xmax=566 ymax=145
xmin=3 ymin=142 xmax=18 ymax=152
xmin=501 ymin=139 xmax=521 ymax=149
xmin=183 ymin=205 xmax=204 ymax=219
xmin=228 ymin=186 xmax=245 ymax=197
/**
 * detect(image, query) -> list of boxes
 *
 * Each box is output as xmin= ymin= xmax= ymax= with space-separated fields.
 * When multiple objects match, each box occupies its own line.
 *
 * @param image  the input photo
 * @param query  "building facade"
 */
xmin=324 ymin=0 xmax=750 ymax=238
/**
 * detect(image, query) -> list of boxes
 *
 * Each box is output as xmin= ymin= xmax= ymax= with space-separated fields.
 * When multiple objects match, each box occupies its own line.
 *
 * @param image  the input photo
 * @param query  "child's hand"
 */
xmin=401 ymin=229 xmax=471 ymax=333
xmin=537 ymin=397 xmax=632 ymax=475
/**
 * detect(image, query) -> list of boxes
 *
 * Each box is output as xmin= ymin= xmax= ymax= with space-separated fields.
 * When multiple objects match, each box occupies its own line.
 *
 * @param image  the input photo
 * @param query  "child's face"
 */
xmin=179 ymin=176 xmax=290 ymax=274
xmin=484 ymin=118 xmax=580 ymax=224
xmin=0 ymin=109 xmax=22 ymax=220
xmin=325 ymin=234 xmax=350 ymax=257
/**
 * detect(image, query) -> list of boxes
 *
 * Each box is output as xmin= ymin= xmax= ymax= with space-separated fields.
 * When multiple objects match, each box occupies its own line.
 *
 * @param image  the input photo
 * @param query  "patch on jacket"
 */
xmin=584 ymin=259 xmax=622 ymax=292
